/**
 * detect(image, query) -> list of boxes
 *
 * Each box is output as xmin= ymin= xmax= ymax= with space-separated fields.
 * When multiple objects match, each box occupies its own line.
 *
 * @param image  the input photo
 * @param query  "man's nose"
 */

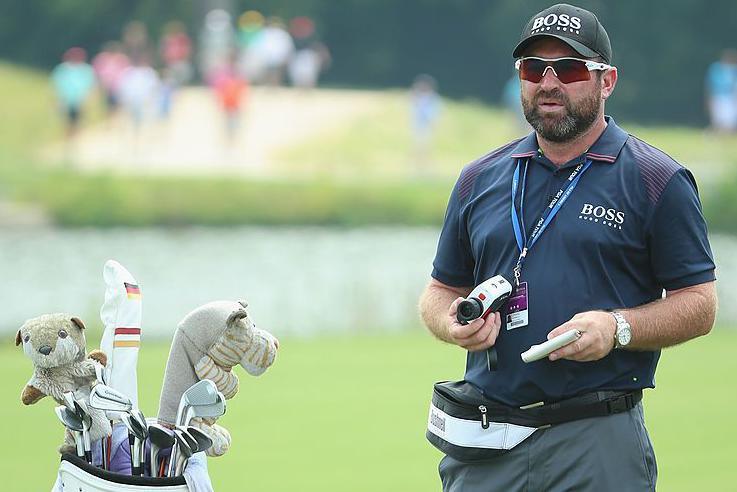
xmin=539 ymin=66 xmax=561 ymax=89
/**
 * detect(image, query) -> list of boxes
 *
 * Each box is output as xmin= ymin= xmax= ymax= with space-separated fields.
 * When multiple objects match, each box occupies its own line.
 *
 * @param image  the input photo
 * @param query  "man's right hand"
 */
xmin=447 ymin=297 xmax=502 ymax=351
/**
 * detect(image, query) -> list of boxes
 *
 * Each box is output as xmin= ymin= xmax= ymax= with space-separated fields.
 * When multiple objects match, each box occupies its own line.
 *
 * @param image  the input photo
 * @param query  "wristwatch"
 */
xmin=610 ymin=311 xmax=632 ymax=349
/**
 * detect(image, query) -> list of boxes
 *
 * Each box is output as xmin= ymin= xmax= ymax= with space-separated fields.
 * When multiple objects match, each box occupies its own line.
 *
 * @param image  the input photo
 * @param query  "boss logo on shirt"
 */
xmin=579 ymin=203 xmax=625 ymax=230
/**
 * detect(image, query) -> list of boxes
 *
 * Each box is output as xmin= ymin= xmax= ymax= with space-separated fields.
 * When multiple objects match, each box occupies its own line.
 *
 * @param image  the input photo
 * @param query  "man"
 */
xmin=705 ymin=49 xmax=737 ymax=133
xmin=51 ymin=47 xmax=96 ymax=139
xmin=419 ymin=4 xmax=717 ymax=491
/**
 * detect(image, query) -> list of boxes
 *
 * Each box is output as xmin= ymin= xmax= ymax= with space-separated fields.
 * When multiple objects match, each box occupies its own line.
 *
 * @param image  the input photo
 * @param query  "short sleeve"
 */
xmin=648 ymin=169 xmax=716 ymax=291
xmin=431 ymin=178 xmax=476 ymax=287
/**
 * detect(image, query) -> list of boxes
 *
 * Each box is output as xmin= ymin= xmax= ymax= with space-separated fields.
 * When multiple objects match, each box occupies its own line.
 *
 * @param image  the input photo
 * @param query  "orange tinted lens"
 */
xmin=519 ymin=59 xmax=591 ymax=84
xmin=519 ymin=58 xmax=547 ymax=83
xmin=553 ymin=59 xmax=591 ymax=83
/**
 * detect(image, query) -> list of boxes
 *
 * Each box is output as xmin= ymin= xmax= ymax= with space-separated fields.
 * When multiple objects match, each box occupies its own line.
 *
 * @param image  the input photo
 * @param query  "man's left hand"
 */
xmin=547 ymin=311 xmax=617 ymax=362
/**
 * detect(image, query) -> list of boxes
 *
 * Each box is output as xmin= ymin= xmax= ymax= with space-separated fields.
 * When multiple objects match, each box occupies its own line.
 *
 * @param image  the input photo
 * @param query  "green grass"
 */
xmin=2 ymin=329 xmax=736 ymax=491
xmin=16 ymin=170 xmax=451 ymax=227
xmin=1 ymin=61 xmax=737 ymax=230
xmin=275 ymin=92 xmax=524 ymax=180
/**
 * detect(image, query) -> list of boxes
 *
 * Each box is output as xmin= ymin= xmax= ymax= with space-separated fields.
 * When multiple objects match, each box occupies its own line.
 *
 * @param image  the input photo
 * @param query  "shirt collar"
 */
xmin=510 ymin=116 xmax=629 ymax=166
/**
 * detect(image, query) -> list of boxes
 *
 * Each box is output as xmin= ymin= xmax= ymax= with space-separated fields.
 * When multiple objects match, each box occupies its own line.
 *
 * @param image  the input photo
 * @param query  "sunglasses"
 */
xmin=515 ymin=57 xmax=612 ymax=84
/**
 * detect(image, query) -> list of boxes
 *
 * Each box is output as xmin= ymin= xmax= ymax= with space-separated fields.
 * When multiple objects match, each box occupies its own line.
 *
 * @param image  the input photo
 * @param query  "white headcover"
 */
xmin=99 ymin=260 xmax=142 ymax=408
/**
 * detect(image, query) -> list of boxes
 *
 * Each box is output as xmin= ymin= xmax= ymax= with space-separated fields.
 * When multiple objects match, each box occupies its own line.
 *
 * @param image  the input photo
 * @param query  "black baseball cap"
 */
xmin=512 ymin=4 xmax=612 ymax=63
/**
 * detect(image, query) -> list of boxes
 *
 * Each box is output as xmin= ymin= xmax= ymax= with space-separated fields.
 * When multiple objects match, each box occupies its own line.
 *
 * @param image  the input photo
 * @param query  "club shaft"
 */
xmin=168 ymin=444 xmax=178 ymax=477
xmin=151 ymin=444 xmax=160 ymax=478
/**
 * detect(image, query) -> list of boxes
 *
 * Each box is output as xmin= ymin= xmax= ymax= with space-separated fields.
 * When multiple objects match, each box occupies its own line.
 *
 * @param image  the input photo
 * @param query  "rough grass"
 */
xmin=2 ymin=329 xmax=735 ymax=491
xmin=1 ymin=61 xmax=736 ymax=230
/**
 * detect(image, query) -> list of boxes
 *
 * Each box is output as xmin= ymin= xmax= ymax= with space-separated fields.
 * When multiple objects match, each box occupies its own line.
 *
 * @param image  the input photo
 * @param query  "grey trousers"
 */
xmin=439 ymin=403 xmax=657 ymax=492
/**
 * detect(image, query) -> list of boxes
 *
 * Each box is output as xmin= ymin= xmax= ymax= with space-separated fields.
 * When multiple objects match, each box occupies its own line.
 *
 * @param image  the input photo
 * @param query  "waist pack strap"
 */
xmin=432 ymin=381 xmax=643 ymax=428
xmin=535 ymin=389 xmax=643 ymax=425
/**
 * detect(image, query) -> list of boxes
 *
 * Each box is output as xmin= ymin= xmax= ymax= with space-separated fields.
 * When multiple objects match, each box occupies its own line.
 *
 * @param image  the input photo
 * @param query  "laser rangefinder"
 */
xmin=456 ymin=275 xmax=512 ymax=325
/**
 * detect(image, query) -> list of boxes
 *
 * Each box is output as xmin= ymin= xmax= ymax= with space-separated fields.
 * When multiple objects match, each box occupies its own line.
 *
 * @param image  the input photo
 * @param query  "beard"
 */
xmin=522 ymin=82 xmax=602 ymax=143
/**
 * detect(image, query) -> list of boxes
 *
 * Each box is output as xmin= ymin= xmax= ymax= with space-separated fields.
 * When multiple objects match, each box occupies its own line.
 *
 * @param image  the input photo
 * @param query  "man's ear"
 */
xmin=601 ymin=67 xmax=618 ymax=101
xmin=15 ymin=330 xmax=22 ymax=347
xmin=71 ymin=317 xmax=86 ymax=331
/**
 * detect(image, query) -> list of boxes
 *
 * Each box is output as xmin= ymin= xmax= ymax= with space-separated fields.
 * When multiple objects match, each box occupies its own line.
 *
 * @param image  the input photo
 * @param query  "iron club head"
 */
xmin=88 ymin=384 xmax=133 ymax=414
xmin=148 ymin=424 xmax=175 ymax=478
xmin=54 ymin=405 xmax=85 ymax=458
xmin=185 ymin=426 xmax=213 ymax=455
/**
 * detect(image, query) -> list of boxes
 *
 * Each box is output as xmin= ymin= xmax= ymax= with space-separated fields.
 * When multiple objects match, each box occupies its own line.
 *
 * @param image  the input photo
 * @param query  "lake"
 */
xmin=1 ymin=227 xmax=734 ymax=338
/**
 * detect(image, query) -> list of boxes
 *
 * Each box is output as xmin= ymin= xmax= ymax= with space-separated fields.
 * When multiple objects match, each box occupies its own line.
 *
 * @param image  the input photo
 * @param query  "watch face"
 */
xmin=617 ymin=327 xmax=632 ymax=346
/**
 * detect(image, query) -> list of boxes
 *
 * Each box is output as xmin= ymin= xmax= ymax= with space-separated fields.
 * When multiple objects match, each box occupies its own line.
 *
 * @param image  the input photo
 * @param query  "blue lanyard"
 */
xmin=510 ymin=158 xmax=592 ymax=285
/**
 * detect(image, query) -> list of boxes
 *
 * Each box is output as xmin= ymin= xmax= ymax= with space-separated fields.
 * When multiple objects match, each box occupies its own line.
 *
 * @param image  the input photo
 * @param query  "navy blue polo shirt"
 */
xmin=431 ymin=117 xmax=716 ymax=406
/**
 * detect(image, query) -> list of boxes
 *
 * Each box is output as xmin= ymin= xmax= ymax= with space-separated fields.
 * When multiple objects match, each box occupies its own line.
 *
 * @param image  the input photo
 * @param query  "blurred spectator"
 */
xmin=51 ymin=47 xmax=96 ymax=138
xmin=286 ymin=16 xmax=329 ymax=89
xmin=158 ymin=67 xmax=177 ymax=120
xmin=210 ymin=59 xmax=249 ymax=143
xmin=92 ymin=42 xmax=130 ymax=117
xmin=410 ymin=74 xmax=441 ymax=170
xmin=159 ymin=21 xmax=193 ymax=86
xmin=260 ymin=17 xmax=295 ymax=86
xmin=706 ymin=49 xmax=737 ymax=133
xmin=158 ymin=21 xmax=193 ymax=120
xmin=117 ymin=55 xmax=160 ymax=133
xmin=288 ymin=41 xmax=331 ymax=89
xmin=236 ymin=10 xmax=267 ymax=83
xmin=122 ymin=21 xmax=151 ymax=62
xmin=289 ymin=16 xmax=316 ymax=50
xmin=199 ymin=9 xmax=236 ymax=85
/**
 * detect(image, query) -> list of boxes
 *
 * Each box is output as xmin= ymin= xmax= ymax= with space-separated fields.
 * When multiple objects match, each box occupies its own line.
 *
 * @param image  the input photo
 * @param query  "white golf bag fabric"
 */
xmin=52 ymin=453 xmax=213 ymax=492
xmin=99 ymin=260 xmax=142 ymax=407
xmin=55 ymin=460 xmax=189 ymax=491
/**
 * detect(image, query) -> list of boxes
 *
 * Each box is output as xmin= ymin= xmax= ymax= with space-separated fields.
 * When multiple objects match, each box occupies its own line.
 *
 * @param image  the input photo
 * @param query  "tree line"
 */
xmin=3 ymin=0 xmax=735 ymax=125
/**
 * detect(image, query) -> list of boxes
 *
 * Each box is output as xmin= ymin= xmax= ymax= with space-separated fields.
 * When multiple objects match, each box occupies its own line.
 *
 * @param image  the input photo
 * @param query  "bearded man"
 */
xmin=419 ymin=4 xmax=717 ymax=491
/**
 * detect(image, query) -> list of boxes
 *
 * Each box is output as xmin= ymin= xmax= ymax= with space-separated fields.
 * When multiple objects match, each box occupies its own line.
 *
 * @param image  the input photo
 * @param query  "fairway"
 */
xmin=3 ymin=329 xmax=736 ymax=491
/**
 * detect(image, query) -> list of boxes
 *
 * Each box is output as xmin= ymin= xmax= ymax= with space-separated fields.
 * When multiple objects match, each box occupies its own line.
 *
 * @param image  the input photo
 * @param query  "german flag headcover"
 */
xmin=99 ymin=260 xmax=142 ymax=407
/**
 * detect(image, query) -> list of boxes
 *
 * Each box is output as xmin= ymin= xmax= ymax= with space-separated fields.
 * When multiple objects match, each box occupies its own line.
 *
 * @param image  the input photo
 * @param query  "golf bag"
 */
xmin=51 ymin=260 xmax=214 ymax=491
xmin=57 ymin=454 xmax=188 ymax=491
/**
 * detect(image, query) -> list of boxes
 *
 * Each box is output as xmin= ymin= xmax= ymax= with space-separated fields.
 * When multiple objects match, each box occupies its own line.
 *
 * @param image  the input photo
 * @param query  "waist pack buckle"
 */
xmin=605 ymin=393 xmax=634 ymax=414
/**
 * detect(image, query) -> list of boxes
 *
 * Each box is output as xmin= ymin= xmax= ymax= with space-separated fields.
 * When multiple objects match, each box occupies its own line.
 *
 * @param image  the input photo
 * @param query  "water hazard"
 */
xmin=1 ymin=227 xmax=734 ymax=337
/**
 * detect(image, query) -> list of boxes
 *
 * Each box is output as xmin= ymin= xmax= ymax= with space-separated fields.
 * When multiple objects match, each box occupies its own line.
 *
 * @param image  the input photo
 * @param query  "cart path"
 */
xmin=53 ymin=87 xmax=380 ymax=176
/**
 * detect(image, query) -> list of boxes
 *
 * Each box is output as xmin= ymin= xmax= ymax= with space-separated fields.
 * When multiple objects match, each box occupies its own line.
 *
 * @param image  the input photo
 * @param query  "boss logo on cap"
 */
xmin=531 ymin=14 xmax=581 ymax=34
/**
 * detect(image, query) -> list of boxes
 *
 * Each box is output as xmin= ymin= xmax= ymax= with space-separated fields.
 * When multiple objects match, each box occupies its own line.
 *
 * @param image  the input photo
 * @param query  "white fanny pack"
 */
xmin=426 ymin=381 xmax=539 ymax=462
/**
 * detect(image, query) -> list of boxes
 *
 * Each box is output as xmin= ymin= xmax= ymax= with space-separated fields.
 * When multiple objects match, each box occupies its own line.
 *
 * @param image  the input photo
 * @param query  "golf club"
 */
xmin=181 ymin=390 xmax=226 ymax=427
xmin=54 ymin=405 xmax=85 ymax=459
xmin=185 ymin=426 xmax=213 ymax=455
xmin=94 ymin=361 xmax=107 ymax=386
xmin=148 ymin=424 xmax=175 ymax=478
xmin=88 ymin=383 xmax=133 ymax=470
xmin=171 ymin=428 xmax=196 ymax=477
xmin=61 ymin=391 xmax=76 ymax=412
xmin=89 ymin=384 xmax=132 ymax=414
xmin=174 ymin=379 xmax=219 ymax=426
xmin=132 ymin=409 xmax=149 ymax=475
xmin=121 ymin=412 xmax=146 ymax=475
xmin=72 ymin=399 xmax=93 ymax=464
